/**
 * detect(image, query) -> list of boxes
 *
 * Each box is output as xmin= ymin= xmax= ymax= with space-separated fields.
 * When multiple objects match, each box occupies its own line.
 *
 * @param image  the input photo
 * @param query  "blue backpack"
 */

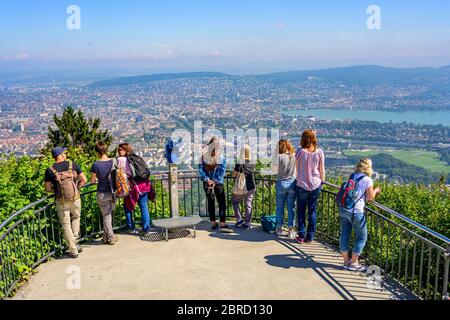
xmin=335 ymin=173 xmax=367 ymax=210
xmin=164 ymin=138 xmax=182 ymax=164
xmin=261 ymin=215 xmax=277 ymax=233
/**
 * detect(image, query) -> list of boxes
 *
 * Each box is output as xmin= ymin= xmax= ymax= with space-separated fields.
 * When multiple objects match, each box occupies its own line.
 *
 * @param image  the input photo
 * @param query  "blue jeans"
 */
xmin=296 ymin=185 xmax=321 ymax=240
xmin=339 ymin=208 xmax=368 ymax=256
xmin=124 ymin=192 xmax=151 ymax=232
xmin=275 ymin=178 xmax=296 ymax=228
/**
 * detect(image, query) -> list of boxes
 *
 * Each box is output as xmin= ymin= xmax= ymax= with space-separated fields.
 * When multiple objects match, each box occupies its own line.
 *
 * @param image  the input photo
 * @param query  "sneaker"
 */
xmin=127 ymin=229 xmax=140 ymax=235
xmin=276 ymin=227 xmax=283 ymax=236
xmin=219 ymin=224 xmax=234 ymax=232
xmin=342 ymin=260 xmax=351 ymax=270
xmin=295 ymin=236 xmax=305 ymax=244
xmin=108 ymin=235 xmax=119 ymax=245
xmin=140 ymin=229 xmax=152 ymax=237
xmin=211 ymin=223 xmax=219 ymax=231
xmin=235 ymin=220 xmax=245 ymax=228
xmin=68 ymin=252 xmax=78 ymax=259
xmin=76 ymin=244 xmax=83 ymax=253
xmin=102 ymin=234 xmax=108 ymax=244
xmin=288 ymin=229 xmax=297 ymax=239
xmin=240 ymin=223 xmax=251 ymax=230
xmin=348 ymin=262 xmax=367 ymax=272
xmin=304 ymin=237 xmax=313 ymax=243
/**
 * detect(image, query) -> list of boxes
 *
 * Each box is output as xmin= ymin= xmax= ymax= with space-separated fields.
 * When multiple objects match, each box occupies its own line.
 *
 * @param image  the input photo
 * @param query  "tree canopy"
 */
xmin=45 ymin=106 xmax=112 ymax=157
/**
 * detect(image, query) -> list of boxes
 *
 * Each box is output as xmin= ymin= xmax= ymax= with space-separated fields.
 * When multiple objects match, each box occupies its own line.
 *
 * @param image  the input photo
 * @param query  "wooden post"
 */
xmin=168 ymin=164 xmax=179 ymax=218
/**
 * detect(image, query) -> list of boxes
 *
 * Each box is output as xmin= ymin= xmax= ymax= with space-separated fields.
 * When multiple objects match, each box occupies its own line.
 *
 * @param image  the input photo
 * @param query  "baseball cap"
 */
xmin=51 ymin=147 xmax=67 ymax=158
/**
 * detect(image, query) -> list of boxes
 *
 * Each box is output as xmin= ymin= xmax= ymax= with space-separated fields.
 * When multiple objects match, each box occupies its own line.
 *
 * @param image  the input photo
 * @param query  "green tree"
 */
xmin=45 ymin=106 xmax=112 ymax=157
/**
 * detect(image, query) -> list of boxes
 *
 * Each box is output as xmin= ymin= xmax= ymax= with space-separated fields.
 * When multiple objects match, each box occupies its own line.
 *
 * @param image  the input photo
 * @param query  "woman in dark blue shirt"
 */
xmin=90 ymin=141 xmax=119 ymax=245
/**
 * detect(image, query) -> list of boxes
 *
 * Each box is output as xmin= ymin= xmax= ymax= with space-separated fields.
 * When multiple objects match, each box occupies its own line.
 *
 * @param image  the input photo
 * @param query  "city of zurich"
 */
xmin=0 ymin=0 xmax=448 ymax=315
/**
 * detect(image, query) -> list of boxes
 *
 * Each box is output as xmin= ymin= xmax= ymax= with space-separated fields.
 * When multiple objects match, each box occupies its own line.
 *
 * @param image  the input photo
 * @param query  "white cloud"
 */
xmin=92 ymin=50 xmax=178 ymax=61
xmin=209 ymin=50 xmax=221 ymax=57
xmin=14 ymin=53 xmax=31 ymax=60
xmin=161 ymin=49 xmax=174 ymax=59
xmin=0 ymin=53 xmax=31 ymax=61
xmin=272 ymin=22 xmax=288 ymax=30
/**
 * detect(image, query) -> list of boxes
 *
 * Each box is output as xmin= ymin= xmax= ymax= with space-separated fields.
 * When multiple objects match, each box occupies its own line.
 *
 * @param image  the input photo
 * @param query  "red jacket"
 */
xmin=124 ymin=179 xmax=151 ymax=212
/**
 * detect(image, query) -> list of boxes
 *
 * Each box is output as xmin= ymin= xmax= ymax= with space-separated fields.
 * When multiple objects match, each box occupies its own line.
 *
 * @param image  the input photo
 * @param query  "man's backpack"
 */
xmin=50 ymin=161 xmax=80 ymax=201
xmin=232 ymin=165 xmax=248 ymax=196
xmin=335 ymin=173 xmax=367 ymax=210
xmin=261 ymin=215 xmax=277 ymax=233
xmin=127 ymin=153 xmax=150 ymax=181
xmin=110 ymin=158 xmax=130 ymax=198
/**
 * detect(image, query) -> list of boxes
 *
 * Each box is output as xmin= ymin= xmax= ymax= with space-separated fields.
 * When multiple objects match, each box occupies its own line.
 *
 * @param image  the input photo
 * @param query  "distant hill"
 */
xmin=252 ymin=65 xmax=449 ymax=86
xmin=88 ymin=65 xmax=450 ymax=88
xmin=89 ymin=71 xmax=233 ymax=87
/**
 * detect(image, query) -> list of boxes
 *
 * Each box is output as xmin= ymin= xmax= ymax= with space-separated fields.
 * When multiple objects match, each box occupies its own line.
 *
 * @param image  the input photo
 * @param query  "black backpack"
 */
xmin=127 ymin=153 xmax=150 ymax=181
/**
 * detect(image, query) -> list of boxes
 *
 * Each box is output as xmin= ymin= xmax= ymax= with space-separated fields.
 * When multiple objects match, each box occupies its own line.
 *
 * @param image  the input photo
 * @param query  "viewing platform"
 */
xmin=13 ymin=222 xmax=415 ymax=300
xmin=1 ymin=170 xmax=449 ymax=300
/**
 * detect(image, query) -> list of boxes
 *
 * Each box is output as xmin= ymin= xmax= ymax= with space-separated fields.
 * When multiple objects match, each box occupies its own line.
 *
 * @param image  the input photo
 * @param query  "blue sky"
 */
xmin=1 ymin=0 xmax=450 ymax=73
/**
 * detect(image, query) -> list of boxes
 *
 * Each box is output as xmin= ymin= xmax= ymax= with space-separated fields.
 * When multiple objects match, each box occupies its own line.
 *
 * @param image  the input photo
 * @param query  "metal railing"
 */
xmin=318 ymin=182 xmax=450 ymax=300
xmin=0 ymin=170 xmax=449 ymax=300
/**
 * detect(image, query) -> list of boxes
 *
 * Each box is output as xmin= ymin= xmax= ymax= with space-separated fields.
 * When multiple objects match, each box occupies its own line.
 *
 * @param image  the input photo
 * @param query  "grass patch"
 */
xmin=343 ymin=149 xmax=450 ymax=174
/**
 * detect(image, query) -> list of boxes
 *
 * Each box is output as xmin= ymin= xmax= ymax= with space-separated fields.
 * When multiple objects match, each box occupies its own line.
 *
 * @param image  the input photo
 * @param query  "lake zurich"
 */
xmin=284 ymin=109 xmax=450 ymax=127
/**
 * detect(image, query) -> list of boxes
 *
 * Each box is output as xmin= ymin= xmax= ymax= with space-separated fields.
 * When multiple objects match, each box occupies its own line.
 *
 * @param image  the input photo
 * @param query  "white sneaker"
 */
xmin=276 ymin=227 xmax=283 ymax=236
xmin=348 ymin=262 xmax=367 ymax=272
xmin=288 ymin=229 xmax=297 ymax=239
xmin=127 ymin=229 xmax=140 ymax=235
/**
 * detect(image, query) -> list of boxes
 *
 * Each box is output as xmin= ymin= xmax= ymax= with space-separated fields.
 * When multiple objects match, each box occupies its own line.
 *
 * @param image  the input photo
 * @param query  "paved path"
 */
xmin=14 ymin=222 xmax=416 ymax=300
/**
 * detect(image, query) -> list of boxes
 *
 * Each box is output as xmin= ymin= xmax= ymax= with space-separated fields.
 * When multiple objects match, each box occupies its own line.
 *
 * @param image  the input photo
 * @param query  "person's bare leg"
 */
xmin=341 ymin=251 xmax=350 ymax=263
xmin=351 ymin=254 xmax=359 ymax=264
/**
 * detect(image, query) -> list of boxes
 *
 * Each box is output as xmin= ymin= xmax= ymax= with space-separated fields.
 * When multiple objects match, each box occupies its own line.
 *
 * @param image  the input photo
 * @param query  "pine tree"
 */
xmin=44 ymin=106 xmax=112 ymax=156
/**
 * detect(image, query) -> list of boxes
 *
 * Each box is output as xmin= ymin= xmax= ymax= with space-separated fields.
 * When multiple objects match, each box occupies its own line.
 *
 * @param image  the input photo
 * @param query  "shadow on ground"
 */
xmin=200 ymin=221 xmax=417 ymax=300
xmin=48 ymin=220 xmax=417 ymax=300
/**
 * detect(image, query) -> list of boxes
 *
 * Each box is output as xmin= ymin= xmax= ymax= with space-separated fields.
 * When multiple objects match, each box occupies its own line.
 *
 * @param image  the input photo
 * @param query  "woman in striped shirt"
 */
xmin=295 ymin=129 xmax=325 ymax=243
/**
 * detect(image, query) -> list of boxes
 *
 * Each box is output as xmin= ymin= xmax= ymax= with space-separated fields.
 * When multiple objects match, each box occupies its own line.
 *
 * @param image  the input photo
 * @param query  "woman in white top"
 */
xmin=340 ymin=158 xmax=381 ymax=272
xmin=273 ymin=139 xmax=297 ymax=238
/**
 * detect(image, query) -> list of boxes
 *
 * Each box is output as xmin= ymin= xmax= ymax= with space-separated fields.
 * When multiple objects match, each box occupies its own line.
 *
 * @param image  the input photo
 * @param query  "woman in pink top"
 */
xmin=295 ymin=129 xmax=325 ymax=243
xmin=117 ymin=143 xmax=152 ymax=236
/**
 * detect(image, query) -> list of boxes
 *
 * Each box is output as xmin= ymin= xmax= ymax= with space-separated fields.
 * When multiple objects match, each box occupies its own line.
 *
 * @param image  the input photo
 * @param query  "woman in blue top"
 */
xmin=198 ymin=137 xmax=231 ymax=232
xmin=340 ymin=158 xmax=381 ymax=272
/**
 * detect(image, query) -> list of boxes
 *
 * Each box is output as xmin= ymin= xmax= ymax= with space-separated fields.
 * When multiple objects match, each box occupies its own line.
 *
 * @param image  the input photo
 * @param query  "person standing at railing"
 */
xmin=198 ymin=137 xmax=231 ymax=232
xmin=90 ymin=141 xmax=119 ymax=245
xmin=295 ymin=129 xmax=325 ymax=244
xmin=44 ymin=147 xmax=87 ymax=259
xmin=232 ymin=145 xmax=256 ymax=230
xmin=272 ymin=139 xmax=297 ymax=238
xmin=338 ymin=158 xmax=381 ymax=272
xmin=117 ymin=143 xmax=152 ymax=237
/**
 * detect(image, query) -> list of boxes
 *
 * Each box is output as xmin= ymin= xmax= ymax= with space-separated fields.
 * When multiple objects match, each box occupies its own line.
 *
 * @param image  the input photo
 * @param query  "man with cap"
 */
xmin=44 ymin=147 xmax=87 ymax=258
